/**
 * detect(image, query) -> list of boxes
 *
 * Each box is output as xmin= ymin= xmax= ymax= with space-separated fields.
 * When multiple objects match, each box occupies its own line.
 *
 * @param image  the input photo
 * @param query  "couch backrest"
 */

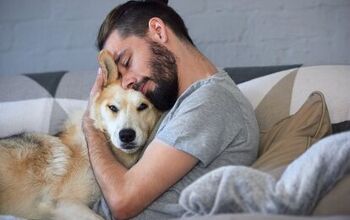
xmin=233 ymin=65 xmax=350 ymax=134
xmin=0 ymin=65 xmax=349 ymax=137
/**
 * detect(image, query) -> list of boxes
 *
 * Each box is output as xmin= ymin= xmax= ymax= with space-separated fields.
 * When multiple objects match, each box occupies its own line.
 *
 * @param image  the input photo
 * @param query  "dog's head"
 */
xmin=90 ymin=50 xmax=161 ymax=154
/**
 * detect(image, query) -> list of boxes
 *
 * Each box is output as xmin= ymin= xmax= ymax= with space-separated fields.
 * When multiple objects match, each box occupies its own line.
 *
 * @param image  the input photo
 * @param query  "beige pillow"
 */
xmin=252 ymin=91 xmax=332 ymax=171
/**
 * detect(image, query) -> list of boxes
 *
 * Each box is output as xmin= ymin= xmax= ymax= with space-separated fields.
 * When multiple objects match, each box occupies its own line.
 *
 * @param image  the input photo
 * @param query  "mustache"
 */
xmin=132 ymin=77 xmax=151 ymax=91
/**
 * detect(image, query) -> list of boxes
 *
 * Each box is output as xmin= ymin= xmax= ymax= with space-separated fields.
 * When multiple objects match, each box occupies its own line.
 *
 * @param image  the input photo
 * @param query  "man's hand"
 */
xmin=89 ymin=68 xmax=106 ymax=102
xmin=82 ymin=68 xmax=106 ymax=135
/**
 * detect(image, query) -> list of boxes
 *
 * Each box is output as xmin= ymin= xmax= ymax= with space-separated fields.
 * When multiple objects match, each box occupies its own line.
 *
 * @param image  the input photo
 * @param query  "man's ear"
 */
xmin=148 ymin=17 xmax=168 ymax=43
xmin=98 ymin=50 xmax=119 ymax=86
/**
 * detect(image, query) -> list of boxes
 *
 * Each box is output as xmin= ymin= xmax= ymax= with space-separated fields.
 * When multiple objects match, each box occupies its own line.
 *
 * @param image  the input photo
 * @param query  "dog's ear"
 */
xmin=98 ymin=50 xmax=119 ymax=86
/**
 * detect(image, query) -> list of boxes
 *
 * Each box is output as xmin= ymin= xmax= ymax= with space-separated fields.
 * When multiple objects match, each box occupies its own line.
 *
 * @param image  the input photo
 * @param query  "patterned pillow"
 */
xmin=237 ymin=65 xmax=350 ymax=134
xmin=0 ymin=71 xmax=95 ymax=137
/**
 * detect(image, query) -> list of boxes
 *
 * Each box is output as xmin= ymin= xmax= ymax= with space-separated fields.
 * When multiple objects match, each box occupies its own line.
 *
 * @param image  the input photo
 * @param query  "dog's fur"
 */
xmin=0 ymin=50 xmax=161 ymax=220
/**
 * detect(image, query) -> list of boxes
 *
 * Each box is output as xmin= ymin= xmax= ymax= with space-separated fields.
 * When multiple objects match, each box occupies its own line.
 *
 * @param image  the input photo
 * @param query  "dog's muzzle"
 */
xmin=119 ymin=128 xmax=137 ymax=149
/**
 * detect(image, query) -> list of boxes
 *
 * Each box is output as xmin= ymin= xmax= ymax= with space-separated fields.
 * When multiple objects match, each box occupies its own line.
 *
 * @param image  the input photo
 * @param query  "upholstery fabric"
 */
xmin=224 ymin=64 xmax=302 ymax=84
xmin=236 ymin=65 xmax=350 ymax=133
xmin=0 ymin=71 xmax=95 ymax=137
xmin=1 ymin=65 xmax=349 ymax=138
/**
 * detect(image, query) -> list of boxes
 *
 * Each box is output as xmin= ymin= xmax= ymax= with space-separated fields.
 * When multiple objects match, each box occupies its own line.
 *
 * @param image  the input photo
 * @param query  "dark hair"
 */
xmin=96 ymin=0 xmax=194 ymax=50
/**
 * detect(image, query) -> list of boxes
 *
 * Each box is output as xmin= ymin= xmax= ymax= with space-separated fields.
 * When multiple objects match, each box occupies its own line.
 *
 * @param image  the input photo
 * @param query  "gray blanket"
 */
xmin=179 ymin=131 xmax=350 ymax=217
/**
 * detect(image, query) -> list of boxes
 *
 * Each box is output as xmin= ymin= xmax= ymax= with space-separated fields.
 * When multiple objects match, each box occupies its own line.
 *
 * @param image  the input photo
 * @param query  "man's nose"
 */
xmin=121 ymin=75 xmax=137 ymax=89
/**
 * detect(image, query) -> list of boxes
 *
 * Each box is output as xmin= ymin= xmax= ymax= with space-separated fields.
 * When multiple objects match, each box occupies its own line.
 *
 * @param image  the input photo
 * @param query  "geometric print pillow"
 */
xmin=237 ymin=65 xmax=350 ymax=134
xmin=0 ymin=71 xmax=96 ymax=137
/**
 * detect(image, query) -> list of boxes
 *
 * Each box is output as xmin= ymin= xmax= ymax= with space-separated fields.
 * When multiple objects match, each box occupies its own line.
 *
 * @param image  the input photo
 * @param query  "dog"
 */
xmin=0 ymin=50 xmax=161 ymax=220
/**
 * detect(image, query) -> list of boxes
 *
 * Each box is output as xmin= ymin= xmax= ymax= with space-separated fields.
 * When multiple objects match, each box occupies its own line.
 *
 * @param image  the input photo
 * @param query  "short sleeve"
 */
xmin=156 ymin=84 xmax=247 ymax=167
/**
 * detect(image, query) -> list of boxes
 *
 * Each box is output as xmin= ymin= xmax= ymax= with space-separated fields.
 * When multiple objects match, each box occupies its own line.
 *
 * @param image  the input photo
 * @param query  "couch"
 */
xmin=0 ymin=65 xmax=349 ymax=219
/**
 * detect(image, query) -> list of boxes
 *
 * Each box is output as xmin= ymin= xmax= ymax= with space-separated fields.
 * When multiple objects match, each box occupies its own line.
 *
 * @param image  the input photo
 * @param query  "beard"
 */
xmin=134 ymin=40 xmax=179 ymax=111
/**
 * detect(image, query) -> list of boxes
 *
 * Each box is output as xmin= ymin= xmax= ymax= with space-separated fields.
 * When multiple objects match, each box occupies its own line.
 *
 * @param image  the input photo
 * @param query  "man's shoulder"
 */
xmin=168 ymin=82 xmax=241 ymax=123
xmin=181 ymin=71 xmax=238 ymax=102
xmin=160 ymin=70 xmax=247 ymax=125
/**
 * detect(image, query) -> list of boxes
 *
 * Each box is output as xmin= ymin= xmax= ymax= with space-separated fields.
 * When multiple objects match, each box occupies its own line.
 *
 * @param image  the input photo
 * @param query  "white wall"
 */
xmin=0 ymin=0 xmax=349 ymax=75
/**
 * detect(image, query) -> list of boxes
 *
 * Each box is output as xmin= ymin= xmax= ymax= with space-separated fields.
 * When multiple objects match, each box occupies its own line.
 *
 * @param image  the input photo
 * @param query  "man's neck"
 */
xmin=172 ymin=41 xmax=218 ymax=96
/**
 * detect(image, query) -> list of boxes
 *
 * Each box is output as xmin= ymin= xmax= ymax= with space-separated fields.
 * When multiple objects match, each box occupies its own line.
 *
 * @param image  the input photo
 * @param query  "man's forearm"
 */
xmin=86 ymin=126 xmax=127 ymax=176
xmin=83 ymin=125 xmax=129 ymax=213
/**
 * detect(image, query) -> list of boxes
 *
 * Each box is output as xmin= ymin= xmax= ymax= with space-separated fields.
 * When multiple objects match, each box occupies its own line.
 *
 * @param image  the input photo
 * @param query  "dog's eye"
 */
xmin=137 ymin=103 xmax=148 ymax=111
xmin=108 ymin=105 xmax=119 ymax=113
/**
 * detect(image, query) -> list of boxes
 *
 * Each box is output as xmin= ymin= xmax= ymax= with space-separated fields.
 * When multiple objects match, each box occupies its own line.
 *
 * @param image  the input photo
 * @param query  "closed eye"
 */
xmin=137 ymin=103 xmax=148 ymax=111
xmin=123 ymin=58 xmax=130 ymax=68
xmin=108 ymin=105 xmax=119 ymax=113
xmin=114 ymin=50 xmax=131 ymax=69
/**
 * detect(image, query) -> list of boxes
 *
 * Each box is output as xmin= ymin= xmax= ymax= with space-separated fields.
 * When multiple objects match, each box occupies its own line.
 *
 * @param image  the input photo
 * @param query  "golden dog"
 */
xmin=0 ymin=50 xmax=161 ymax=219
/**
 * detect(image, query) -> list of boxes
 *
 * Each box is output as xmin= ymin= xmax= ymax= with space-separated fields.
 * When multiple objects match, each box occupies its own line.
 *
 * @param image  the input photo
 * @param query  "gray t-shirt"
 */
xmin=134 ymin=70 xmax=259 ymax=219
xmin=93 ymin=70 xmax=259 ymax=219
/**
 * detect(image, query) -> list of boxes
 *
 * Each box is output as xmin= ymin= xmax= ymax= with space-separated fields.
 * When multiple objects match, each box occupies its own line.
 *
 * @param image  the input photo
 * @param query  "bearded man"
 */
xmin=82 ymin=1 xmax=259 ymax=219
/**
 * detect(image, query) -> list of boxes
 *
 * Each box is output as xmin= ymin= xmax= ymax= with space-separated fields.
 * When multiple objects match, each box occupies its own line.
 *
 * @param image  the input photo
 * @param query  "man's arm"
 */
xmin=83 ymin=71 xmax=198 ymax=219
xmin=84 ymin=122 xmax=198 ymax=219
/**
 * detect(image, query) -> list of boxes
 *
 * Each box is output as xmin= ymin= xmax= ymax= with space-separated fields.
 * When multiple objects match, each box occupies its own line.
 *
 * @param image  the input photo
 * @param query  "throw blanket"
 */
xmin=179 ymin=131 xmax=350 ymax=217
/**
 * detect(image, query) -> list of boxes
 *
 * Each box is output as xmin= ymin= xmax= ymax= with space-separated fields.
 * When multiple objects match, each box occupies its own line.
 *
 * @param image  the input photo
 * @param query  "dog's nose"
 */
xmin=119 ymin=129 xmax=136 ymax=143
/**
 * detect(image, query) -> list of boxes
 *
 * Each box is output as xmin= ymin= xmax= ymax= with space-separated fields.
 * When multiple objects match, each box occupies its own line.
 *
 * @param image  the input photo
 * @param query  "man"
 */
xmin=82 ymin=0 xmax=259 ymax=219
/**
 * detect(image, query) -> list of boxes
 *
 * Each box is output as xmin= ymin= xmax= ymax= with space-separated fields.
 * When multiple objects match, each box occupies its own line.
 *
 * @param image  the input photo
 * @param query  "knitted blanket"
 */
xmin=179 ymin=131 xmax=350 ymax=217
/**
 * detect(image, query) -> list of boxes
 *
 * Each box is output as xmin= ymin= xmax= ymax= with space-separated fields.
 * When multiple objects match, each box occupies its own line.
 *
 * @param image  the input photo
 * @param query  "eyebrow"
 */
xmin=115 ymin=49 xmax=126 ymax=64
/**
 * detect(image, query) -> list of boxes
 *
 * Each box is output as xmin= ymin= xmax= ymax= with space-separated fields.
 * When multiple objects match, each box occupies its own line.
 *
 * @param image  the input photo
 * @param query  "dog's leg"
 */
xmin=51 ymin=200 xmax=104 ymax=220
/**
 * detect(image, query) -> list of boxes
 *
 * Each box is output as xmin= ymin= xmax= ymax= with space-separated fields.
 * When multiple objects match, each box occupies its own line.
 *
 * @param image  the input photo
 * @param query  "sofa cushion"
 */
xmin=237 ymin=65 xmax=350 ymax=134
xmin=251 ymin=91 xmax=332 ymax=171
xmin=0 ymin=71 xmax=95 ymax=137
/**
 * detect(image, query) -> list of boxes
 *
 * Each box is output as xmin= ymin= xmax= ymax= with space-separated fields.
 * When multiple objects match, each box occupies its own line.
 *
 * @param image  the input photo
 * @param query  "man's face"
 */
xmin=104 ymin=31 xmax=178 ymax=111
